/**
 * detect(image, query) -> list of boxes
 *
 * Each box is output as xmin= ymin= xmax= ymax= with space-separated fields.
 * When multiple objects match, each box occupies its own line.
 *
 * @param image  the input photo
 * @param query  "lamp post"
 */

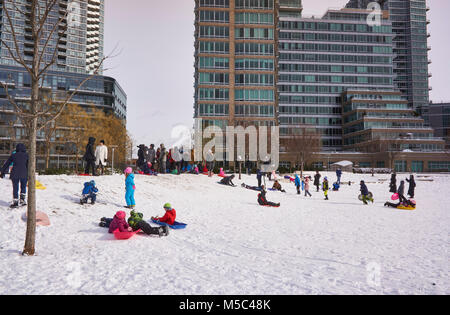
xmin=109 ymin=145 xmax=119 ymax=175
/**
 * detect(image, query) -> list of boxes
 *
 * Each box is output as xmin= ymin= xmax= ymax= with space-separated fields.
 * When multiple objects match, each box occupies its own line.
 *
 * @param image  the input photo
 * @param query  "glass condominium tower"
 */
xmin=0 ymin=0 xmax=105 ymax=75
xmin=278 ymin=8 xmax=396 ymax=151
xmin=346 ymin=0 xmax=431 ymax=116
xmin=194 ymin=0 xmax=283 ymax=131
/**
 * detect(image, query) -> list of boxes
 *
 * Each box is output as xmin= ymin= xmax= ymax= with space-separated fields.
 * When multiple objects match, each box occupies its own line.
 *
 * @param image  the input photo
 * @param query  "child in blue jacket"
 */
xmin=80 ymin=180 xmax=99 ymax=205
xmin=124 ymin=167 xmax=136 ymax=209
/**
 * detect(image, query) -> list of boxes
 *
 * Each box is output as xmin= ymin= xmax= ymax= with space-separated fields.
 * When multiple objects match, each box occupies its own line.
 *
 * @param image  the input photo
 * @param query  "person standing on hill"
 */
xmin=389 ymin=173 xmax=397 ymax=193
xmin=336 ymin=168 xmax=342 ymax=185
xmin=406 ymin=175 xmax=416 ymax=199
xmin=159 ymin=144 xmax=167 ymax=174
xmin=95 ymin=140 xmax=108 ymax=176
xmin=147 ymin=144 xmax=156 ymax=168
xmin=314 ymin=171 xmax=321 ymax=192
xmin=0 ymin=143 xmax=29 ymax=208
xmin=83 ymin=137 xmax=96 ymax=176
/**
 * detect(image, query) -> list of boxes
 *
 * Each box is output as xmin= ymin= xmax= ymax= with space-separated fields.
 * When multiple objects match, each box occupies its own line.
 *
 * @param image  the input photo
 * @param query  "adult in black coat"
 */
xmin=314 ymin=171 xmax=321 ymax=192
xmin=136 ymin=144 xmax=147 ymax=170
xmin=389 ymin=173 xmax=397 ymax=193
xmin=406 ymin=175 xmax=416 ymax=198
xmin=0 ymin=143 xmax=29 ymax=205
xmin=84 ymin=137 xmax=96 ymax=176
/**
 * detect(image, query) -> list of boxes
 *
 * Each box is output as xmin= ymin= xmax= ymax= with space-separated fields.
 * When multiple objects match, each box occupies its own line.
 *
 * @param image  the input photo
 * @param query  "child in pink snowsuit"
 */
xmin=108 ymin=211 xmax=132 ymax=233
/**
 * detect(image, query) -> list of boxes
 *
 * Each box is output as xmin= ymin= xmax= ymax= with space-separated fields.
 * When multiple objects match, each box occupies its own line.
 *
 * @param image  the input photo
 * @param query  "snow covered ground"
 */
xmin=0 ymin=172 xmax=448 ymax=295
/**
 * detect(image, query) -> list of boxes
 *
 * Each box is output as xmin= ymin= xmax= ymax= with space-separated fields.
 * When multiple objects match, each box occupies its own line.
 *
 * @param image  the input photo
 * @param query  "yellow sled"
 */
xmin=397 ymin=206 xmax=415 ymax=211
xmin=36 ymin=180 xmax=46 ymax=190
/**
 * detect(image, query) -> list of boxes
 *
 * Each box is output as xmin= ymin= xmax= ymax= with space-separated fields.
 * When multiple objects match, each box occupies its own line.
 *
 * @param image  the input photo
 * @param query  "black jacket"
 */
xmin=1 ymin=143 xmax=29 ymax=180
xmin=137 ymin=145 xmax=147 ymax=166
xmin=84 ymin=137 xmax=96 ymax=161
xmin=314 ymin=173 xmax=321 ymax=186
xmin=220 ymin=176 xmax=235 ymax=186
xmin=406 ymin=176 xmax=416 ymax=196
xmin=389 ymin=174 xmax=397 ymax=193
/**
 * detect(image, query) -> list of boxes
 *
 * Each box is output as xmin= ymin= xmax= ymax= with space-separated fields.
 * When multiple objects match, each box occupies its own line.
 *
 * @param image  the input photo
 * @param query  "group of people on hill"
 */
xmin=83 ymin=137 xmax=108 ymax=176
xmin=385 ymin=173 xmax=417 ymax=209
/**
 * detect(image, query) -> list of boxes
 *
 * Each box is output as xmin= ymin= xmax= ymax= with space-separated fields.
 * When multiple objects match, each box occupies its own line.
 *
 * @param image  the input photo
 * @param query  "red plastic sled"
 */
xmin=78 ymin=174 xmax=91 ymax=177
xmin=113 ymin=229 xmax=141 ymax=240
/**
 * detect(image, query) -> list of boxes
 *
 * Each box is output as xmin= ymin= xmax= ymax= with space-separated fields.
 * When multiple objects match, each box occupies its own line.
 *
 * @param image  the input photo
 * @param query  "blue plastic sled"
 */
xmin=151 ymin=219 xmax=187 ymax=230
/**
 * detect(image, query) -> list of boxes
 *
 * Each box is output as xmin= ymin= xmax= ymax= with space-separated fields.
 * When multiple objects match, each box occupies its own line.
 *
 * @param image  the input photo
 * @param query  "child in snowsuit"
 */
xmin=360 ymin=180 xmax=374 ymax=205
xmin=323 ymin=177 xmax=329 ymax=200
xmin=272 ymin=180 xmax=286 ymax=193
xmin=80 ymin=180 xmax=99 ymax=205
xmin=332 ymin=182 xmax=340 ymax=191
xmin=108 ymin=211 xmax=132 ymax=233
xmin=128 ymin=210 xmax=169 ymax=237
xmin=152 ymin=203 xmax=177 ymax=226
xmin=384 ymin=199 xmax=416 ymax=209
xmin=220 ymin=175 xmax=236 ymax=187
xmin=406 ymin=175 xmax=416 ymax=199
xmin=294 ymin=175 xmax=301 ymax=195
xmin=124 ymin=167 xmax=136 ymax=209
xmin=257 ymin=186 xmax=280 ymax=207
xmin=304 ymin=177 xmax=312 ymax=197
xmin=0 ymin=143 xmax=29 ymax=208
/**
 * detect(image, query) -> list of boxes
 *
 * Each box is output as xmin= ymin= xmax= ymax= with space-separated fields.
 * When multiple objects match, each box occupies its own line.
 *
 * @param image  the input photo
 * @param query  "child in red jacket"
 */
xmin=152 ymin=203 xmax=176 ymax=225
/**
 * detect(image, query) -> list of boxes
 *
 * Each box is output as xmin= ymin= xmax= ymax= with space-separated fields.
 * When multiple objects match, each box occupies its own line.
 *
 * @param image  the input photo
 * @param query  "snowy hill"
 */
xmin=0 ymin=172 xmax=448 ymax=295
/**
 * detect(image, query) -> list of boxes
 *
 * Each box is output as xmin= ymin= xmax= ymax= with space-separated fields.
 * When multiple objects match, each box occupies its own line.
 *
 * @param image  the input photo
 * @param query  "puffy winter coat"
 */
xmin=82 ymin=182 xmax=98 ymax=195
xmin=147 ymin=147 xmax=156 ymax=163
xmin=304 ymin=178 xmax=310 ymax=191
xmin=294 ymin=175 xmax=301 ymax=187
xmin=360 ymin=182 xmax=369 ymax=196
xmin=158 ymin=208 xmax=176 ymax=226
xmin=336 ymin=169 xmax=342 ymax=177
xmin=389 ymin=174 xmax=397 ymax=193
xmin=127 ymin=211 xmax=144 ymax=230
xmin=95 ymin=145 xmax=108 ymax=166
xmin=137 ymin=145 xmax=147 ymax=167
xmin=322 ymin=180 xmax=329 ymax=191
xmin=109 ymin=212 xmax=130 ymax=233
xmin=0 ymin=143 xmax=28 ymax=180
xmin=84 ymin=137 xmax=96 ymax=161
xmin=125 ymin=173 xmax=135 ymax=191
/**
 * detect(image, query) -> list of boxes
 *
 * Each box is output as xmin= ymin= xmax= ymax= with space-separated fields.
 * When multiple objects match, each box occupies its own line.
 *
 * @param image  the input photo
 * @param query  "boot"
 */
xmin=164 ymin=226 xmax=170 ymax=236
xmin=10 ymin=199 xmax=19 ymax=209
xmin=20 ymin=194 xmax=27 ymax=206
xmin=158 ymin=227 xmax=164 ymax=237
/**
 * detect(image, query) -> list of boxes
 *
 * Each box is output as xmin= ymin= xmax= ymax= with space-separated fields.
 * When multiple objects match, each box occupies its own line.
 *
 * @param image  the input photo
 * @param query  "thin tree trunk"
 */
xmin=23 ymin=116 xmax=37 ymax=256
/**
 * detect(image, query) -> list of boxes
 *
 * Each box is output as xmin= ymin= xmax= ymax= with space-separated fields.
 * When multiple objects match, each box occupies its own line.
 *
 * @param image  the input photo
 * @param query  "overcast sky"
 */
xmin=104 ymin=0 xmax=450 ymax=147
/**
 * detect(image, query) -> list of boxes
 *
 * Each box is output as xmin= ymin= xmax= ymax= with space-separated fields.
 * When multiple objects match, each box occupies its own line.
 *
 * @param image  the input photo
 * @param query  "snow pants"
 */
xmin=82 ymin=192 xmax=97 ymax=204
xmin=12 ymin=178 xmax=27 ymax=200
xmin=125 ymin=188 xmax=135 ymax=207
xmin=135 ymin=221 xmax=162 ymax=235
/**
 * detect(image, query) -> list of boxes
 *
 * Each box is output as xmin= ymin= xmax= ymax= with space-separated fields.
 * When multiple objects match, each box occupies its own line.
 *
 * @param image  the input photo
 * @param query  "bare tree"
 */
xmin=285 ymin=127 xmax=322 ymax=177
xmin=0 ymin=0 xmax=108 ymax=256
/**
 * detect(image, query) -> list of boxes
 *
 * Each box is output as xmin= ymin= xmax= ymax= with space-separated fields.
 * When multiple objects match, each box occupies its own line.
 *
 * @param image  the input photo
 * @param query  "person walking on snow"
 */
xmin=0 ymin=143 xmax=29 ymax=208
xmin=83 ymin=137 xmax=96 ymax=176
xmin=304 ymin=177 xmax=312 ymax=197
xmin=95 ymin=140 xmax=108 ymax=176
xmin=257 ymin=169 xmax=263 ymax=188
xmin=124 ymin=167 xmax=136 ymax=209
xmin=323 ymin=177 xmax=330 ymax=200
xmin=397 ymin=180 xmax=407 ymax=203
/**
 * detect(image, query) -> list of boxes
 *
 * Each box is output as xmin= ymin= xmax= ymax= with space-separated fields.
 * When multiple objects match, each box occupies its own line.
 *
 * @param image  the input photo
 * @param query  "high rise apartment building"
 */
xmin=0 ymin=0 xmax=104 ymax=75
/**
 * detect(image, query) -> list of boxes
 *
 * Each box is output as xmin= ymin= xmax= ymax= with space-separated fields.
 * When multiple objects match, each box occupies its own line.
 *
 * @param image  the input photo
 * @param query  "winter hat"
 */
xmin=90 ymin=180 xmax=96 ymax=186
xmin=115 ymin=211 xmax=126 ymax=220
xmin=324 ymin=177 xmax=328 ymax=180
xmin=124 ymin=167 xmax=133 ymax=174
xmin=163 ymin=203 xmax=172 ymax=210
